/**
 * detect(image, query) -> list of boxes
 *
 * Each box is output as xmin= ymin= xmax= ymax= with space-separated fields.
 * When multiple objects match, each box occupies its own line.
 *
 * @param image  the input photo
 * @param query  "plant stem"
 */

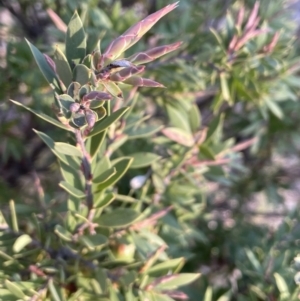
xmin=74 ymin=129 xmax=93 ymax=212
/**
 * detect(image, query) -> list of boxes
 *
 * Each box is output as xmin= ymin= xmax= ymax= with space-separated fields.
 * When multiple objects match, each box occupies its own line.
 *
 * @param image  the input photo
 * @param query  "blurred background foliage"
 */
xmin=2 ymin=0 xmax=300 ymax=299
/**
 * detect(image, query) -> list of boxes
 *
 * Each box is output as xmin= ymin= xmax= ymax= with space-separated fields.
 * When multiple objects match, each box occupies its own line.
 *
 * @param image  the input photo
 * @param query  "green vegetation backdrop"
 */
xmin=1 ymin=0 xmax=300 ymax=300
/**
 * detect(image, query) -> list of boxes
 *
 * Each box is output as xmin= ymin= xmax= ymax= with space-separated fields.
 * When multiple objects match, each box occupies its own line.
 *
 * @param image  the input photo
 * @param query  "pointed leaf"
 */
xmin=102 ymin=81 xmax=123 ymax=98
xmin=53 ymin=46 xmax=73 ymax=87
xmin=13 ymin=234 xmax=32 ymax=253
xmin=93 ymin=167 xmax=116 ymax=184
xmin=66 ymin=11 xmax=86 ymax=66
xmin=59 ymin=181 xmax=85 ymax=198
xmin=95 ymin=192 xmax=115 ymax=208
xmin=110 ymin=65 xmax=145 ymax=82
xmin=5 ymin=280 xmax=26 ymax=299
xmin=54 ymin=142 xmax=82 ymax=157
xmin=151 ymin=273 xmax=200 ymax=290
xmin=188 ymin=104 xmax=201 ymax=132
xmin=127 ymin=41 xmax=182 ymax=65
xmin=126 ymin=125 xmax=163 ymax=139
xmin=33 ymin=130 xmax=81 ymax=167
xmin=97 ymin=208 xmax=140 ymax=228
xmin=10 ymin=99 xmax=71 ymax=131
xmin=25 ymin=39 xmax=62 ymax=92
xmin=103 ymin=2 xmax=179 ymax=61
xmin=147 ymin=258 xmax=185 ymax=277
xmin=95 ymin=157 xmax=133 ymax=192
xmin=87 ymin=107 xmax=130 ymax=137
xmin=123 ymin=76 xmax=165 ymax=88
xmin=88 ymin=130 xmax=107 ymax=160
xmin=130 ymin=152 xmax=160 ymax=169
xmin=162 ymin=127 xmax=194 ymax=147
xmin=48 ymin=278 xmax=61 ymax=301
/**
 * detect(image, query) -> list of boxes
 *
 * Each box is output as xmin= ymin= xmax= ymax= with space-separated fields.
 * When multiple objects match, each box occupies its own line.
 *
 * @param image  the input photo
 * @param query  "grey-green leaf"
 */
xmin=73 ymin=64 xmax=91 ymax=85
xmin=87 ymin=107 xmax=130 ymax=137
xmin=130 ymin=152 xmax=160 ymax=169
xmin=97 ymin=209 xmax=140 ymax=228
xmin=95 ymin=157 xmax=133 ymax=192
xmin=54 ymin=46 xmax=73 ymax=87
xmin=154 ymin=273 xmax=201 ymax=290
xmin=59 ymin=181 xmax=86 ymax=198
xmin=54 ymin=142 xmax=82 ymax=157
xmin=10 ymin=100 xmax=71 ymax=131
xmin=54 ymin=225 xmax=73 ymax=242
xmin=126 ymin=125 xmax=163 ymax=139
xmin=93 ymin=167 xmax=116 ymax=184
xmin=25 ymin=39 xmax=62 ymax=92
xmin=66 ymin=11 xmax=86 ymax=66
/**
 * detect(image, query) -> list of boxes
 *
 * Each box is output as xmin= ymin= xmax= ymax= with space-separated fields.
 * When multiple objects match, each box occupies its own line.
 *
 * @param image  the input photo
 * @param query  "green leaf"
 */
xmin=54 ymin=225 xmax=73 ymax=242
xmin=25 ymin=39 xmax=62 ymax=92
xmin=88 ymin=130 xmax=107 ymax=160
xmin=79 ymin=234 xmax=108 ymax=250
xmin=154 ymin=273 xmax=200 ymax=290
xmin=165 ymin=103 xmax=191 ymax=134
xmin=274 ymin=273 xmax=290 ymax=299
xmin=59 ymin=181 xmax=85 ymax=198
xmin=48 ymin=278 xmax=62 ymax=301
xmin=73 ymin=64 xmax=91 ymax=85
xmin=54 ymin=142 xmax=82 ymax=157
xmin=87 ymin=107 xmax=130 ymax=137
xmin=95 ymin=192 xmax=115 ymax=208
xmin=97 ymin=209 xmax=140 ymax=228
xmin=53 ymin=46 xmax=73 ymax=87
xmin=5 ymin=280 xmax=26 ymax=299
xmin=264 ymin=97 xmax=283 ymax=119
xmin=33 ymin=130 xmax=81 ymax=167
xmin=10 ymin=100 xmax=71 ymax=131
xmin=245 ymin=248 xmax=262 ymax=273
xmin=199 ymin=144 xmax=215 ymax=160
xmin=88 ymin=7 xmax=112 ymax=29
xmin=205 ymin=113 xmax=223 ymax=142
xmin=204 ymin=287 xmax=213 ymax=301
xmin=188 ymin=103 xmax=201 ymax=132
xmin=13 ymin=234 xmax=32 ymax=253
xmin=93 ymin=167 xmax=116 ymax=184
xmin=95 ymin=157 xmax=133 ymax=192
xmin=162 ymin=127 xmax=194 ymax=147
xmin=59 ymin=160 xmax=83 ymax=188
xmin=66 ymin=11 xmax=86 ymax=66
xmin=147 ymin=258 xmax=185 ymax=277
xmin=102 ymin=81 xmax=123 ymax=98
xmin=126 ymin=125 xmax=163 ymax=139
xmin=129 ymin=152 xmax=160 ymax=169
xmin=57 ymin=94 xmax=75 ymax=111
xmin=220 ymin=72 xmax=231 ymax=103
xmin=93 ymin=156 xmax=111 ymax=179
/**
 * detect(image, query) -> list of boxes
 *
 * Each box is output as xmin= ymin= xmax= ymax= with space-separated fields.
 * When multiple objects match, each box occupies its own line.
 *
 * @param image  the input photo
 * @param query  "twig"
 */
xmin=74 ymin=129 xmax=93 ymax=211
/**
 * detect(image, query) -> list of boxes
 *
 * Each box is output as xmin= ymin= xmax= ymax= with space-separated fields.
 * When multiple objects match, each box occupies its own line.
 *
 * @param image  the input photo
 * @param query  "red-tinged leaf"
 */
xmin=160 ymin=290 xmax=188 ymax=300
xmin=83 ymin=91 xmax=113 ymax=102
xmin=85 ymin=109 xmax=97 ymax=128
xmin=161 ymin=127 xmax=194 ymax=147
xmin=245 ymin=1 xmax=260 ymax=32
xmin=44 ymin=54 xmax=57 ymax=73
xmin=123 ymin=76 xmax=165 ymax=88
xmin=110 ymin=65 xmax=145 ymax=82
xmin=103 ymin=2 xmax=179 ymax=61
xmin=127 ymin=41 xmax=182 ymax=65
